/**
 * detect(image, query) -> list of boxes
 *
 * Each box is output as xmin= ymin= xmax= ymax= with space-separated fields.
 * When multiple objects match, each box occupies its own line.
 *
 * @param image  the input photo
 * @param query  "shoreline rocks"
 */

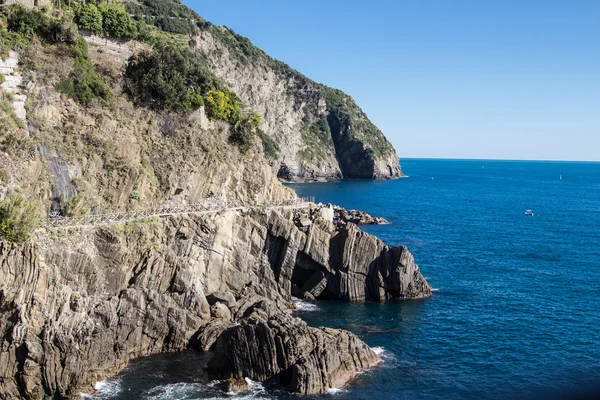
xmin=206 ymin=301 xmax=381 ymax=394
xmin=293 ymin=204 xmax=389 ymax=232
xmin=0 ymin=209 xmax=431 ymax=398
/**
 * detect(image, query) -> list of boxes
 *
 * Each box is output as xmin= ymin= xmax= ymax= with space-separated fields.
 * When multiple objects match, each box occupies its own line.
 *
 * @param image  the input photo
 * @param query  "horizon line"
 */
xmin=400 ymin=157 xmax=600 ymax=163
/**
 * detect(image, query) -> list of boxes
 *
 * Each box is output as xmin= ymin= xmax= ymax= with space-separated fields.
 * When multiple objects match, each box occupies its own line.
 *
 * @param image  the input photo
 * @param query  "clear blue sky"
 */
xmin=185 ymin=0 xmax=599 ymax=161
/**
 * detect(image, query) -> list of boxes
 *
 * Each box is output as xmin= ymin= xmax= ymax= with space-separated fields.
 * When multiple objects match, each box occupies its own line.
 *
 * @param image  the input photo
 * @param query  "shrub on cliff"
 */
xmin=57 ymin=36 xmax=112 ymax=106
xmin=71 ymin=2 xmax=103 ymax=35
xmin=3 ymin=4 xmax=77 ymax=45
xmin=125 ymin=43 xmax=224 ymax=111
xmin=259 ymin=131 xmax=279 ymax=158
xmin=229 ymin=112 xmax=261 ymax=154
xmin=125 ymin=0 xmax=206 ymax=35
xmin=204 ymin=89 xmax=242 ymax=124
xmin=100 ymin=4 xmax=137 ymax=40
xmin=0 ymin=192 xmax=40 ymax=243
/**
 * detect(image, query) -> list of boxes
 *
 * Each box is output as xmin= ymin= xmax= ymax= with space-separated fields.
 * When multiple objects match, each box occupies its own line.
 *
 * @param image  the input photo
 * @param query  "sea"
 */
xmin=86 ymin=159 xmax=600 ymax=400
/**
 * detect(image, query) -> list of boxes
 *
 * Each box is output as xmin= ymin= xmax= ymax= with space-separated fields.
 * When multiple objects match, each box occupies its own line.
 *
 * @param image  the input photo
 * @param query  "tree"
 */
xmin=126 ymin=42 xmax=226 ymax=111
xmin=75 ymin=3 xmax=103 ymax=36
xmin=100 ymin=5 xmax=137 ymax=40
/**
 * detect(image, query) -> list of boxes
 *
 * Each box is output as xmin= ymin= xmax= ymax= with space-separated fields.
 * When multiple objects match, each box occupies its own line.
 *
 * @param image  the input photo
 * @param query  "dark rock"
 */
xmin=207 ymin=311 xmax=380 ymax=394
xmin=190 ymin=321 xmax=234 ymax=352
xmin=269 ymin=212 xmax=432 ymax=301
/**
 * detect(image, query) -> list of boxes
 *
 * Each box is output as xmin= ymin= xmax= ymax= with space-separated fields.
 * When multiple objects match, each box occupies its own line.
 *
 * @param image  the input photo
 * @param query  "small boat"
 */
xmin=559 ymin=175 xmax=562 ymax=180
xmin=524 ymin=210 xmax=534 ymax=216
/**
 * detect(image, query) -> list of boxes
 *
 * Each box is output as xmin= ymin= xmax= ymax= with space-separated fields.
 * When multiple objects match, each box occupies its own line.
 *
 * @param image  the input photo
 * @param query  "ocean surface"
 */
xmin=89 ymin=159 xmax=600 ymax=400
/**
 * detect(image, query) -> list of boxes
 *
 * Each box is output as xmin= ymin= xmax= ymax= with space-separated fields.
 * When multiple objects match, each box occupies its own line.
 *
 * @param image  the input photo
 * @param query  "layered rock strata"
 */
xmin=0 ymin=209 xmax=430 ymax=398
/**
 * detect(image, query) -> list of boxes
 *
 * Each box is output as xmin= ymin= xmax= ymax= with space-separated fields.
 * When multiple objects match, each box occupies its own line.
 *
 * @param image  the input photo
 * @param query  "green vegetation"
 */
xmin=100 ymin=3 xmax=137 ymax=39
xmin=258 ymin=131 xmax=279 ymax=158
xmin=57 ymin=36 xmax=112 ymax=106
xmin=126 ymin=42 xmax=225 ymax=111
xmin=0 ymin=97 xmax=26 ymax=156
xmin=71 ymin=2 xmax=102 ymax=35
xmin=63 ymin=193 xmax=91 ymax=217
xmin=0 ymin=191 xmax=40 ymax=243
xmin=229 ymin=112 xmax=261 ymax=154
xmin=126 ymin=0 xmax=209 ymax=35
xmin=298 ymin=117 xmax=334 ymax=162
xmin=204 ymin=89 xmax=241 ymax=123
xmin=0 ymin=4 xmax=110 ymax=107
xmin=0 ymin=4 xmax=76 ymax=58
xmin=4 ymin=4 xmax=77 ymax=43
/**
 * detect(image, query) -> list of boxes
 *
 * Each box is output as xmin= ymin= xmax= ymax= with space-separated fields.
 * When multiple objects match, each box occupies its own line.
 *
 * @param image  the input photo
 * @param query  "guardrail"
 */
xmin=44 ymin=196 xmax=315 ymax=228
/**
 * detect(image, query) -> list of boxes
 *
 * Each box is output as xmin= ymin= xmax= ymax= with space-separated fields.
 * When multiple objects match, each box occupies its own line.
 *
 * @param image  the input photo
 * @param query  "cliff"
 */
xmin=194 ymin=27 xmax=403 ymax=181
xmin=0 ymin=3 xmax=429 ymax=398
xmin=0 ymin=210 xmax=430 ymax=398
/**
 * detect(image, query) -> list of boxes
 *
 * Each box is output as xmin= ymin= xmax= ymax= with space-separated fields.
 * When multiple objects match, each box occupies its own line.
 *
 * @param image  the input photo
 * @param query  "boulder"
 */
xmin=207 ymin=311 xmax=380 ymax=394
xmin=224 ymin=377 xmax=248 ymax=393
xmin=190 ymin=321 xmax=234 ymax=352
xmin=206 ymin=292 xmax=238 ymax=308
xmin=210 ymin=302 xmax=232 ymax=321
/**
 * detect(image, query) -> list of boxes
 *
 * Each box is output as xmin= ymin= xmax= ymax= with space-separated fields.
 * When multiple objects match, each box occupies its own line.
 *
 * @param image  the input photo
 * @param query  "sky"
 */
xmin=184 ymin=0 xmax=600 ymax=161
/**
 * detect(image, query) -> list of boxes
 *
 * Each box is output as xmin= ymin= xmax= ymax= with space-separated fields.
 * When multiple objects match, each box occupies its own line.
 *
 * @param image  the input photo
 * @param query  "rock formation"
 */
xmin=0 ymin=3 xmax=430 ymax=398
xmin=207 ymin=301 xmax=380 ymax=394
xmin=195 ymin=28 xmax=403 ymax=181
xmin=0 ymin=209 xmax=430 ymax=398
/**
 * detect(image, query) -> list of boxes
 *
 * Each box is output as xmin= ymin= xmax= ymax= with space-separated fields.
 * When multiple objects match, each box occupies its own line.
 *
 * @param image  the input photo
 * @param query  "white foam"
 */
xmin=326 ymin=387 xmax=347 ymax=395
xmin=80 ymin=379 xmax=121 ymax=399
xmin=292 ymin=297 xmax=320 ymax=311
xmin=244 ymin=377 xmax=266 ymax=394
xmin=432 ymin=288 xmax=440 ymax=292
xmin=142 ymin=382 xmax=204 ymax=399
xmin=371 ymin=346 xmax=386 ymax=356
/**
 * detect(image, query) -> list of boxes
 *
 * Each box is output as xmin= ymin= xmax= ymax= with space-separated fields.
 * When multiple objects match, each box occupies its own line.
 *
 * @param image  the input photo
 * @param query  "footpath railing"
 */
xmin=44 ymin=196 xmax=315 ymax=228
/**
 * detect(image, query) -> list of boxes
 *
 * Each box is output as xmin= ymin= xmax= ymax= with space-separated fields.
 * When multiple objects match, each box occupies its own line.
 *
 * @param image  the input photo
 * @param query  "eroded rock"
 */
xmin=207 ymin=310 xmax=380 ymax=394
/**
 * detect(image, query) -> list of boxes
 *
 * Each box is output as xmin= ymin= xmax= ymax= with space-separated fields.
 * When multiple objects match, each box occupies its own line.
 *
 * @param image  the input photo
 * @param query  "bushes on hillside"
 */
xmin=4 ymin=4 xmax=77 ymax=44
xmin=259 ymin=130 xmax=279 ymax=158
xmin=100 ymin=4 xmax=137 ymax=40
xmin=0 ymin=192 xmax=40 ymax=243
xmin=71 ymin=2 xmax=103 ymax=35
xmin=229 ymin=112 xmax=261 ymax=154
xmin=204 ymin=89 xmax=242 ymax=124
xmin=57 ymin=36 xmax=112 ymax=106
xmin=125 ymin=0 xmax=207 ymax=35
xmin=126 ymin=43 xmax=225 ymax=111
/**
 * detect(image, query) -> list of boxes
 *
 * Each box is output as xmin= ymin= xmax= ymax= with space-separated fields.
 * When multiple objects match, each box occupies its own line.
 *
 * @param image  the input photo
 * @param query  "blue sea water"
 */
xmin=93 ymin=159 xmax=600 ymax=400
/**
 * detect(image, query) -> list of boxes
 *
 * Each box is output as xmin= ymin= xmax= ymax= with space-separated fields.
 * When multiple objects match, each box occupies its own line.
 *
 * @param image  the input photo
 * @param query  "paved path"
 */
xmin=44 ymin=197 xmax=314 ymax=229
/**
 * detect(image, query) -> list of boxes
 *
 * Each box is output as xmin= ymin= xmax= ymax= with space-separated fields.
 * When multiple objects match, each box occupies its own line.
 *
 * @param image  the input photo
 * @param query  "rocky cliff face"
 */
xmin=0 ymin=209 xmax=430 ymax=398
xmin=194 ymin=28 xmax=403 ymax=181
xmin=2 ymin=41 xmax=294 ymax=218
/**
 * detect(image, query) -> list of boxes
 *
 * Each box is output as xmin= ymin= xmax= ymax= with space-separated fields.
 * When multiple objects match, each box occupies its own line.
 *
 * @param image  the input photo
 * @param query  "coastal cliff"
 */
xmin=195 ymin=27 xmax=402 ymax=181
xmin=0 ymin=210 xmax=430 ymax=397
xmin=0 ymin=2 xmax=428 ymax=398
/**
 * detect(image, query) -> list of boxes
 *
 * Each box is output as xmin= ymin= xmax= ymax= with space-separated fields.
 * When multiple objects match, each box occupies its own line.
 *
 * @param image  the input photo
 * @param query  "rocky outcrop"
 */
xmin=207 ymin=301 xmax=380 ymax=394
xmin=293 ymin=204 xmax=389 ymax=231
xmin=265 ymin=211 xmax=431 ymax=301
xmin=0 ymin=209 xmax=430 ymax=398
